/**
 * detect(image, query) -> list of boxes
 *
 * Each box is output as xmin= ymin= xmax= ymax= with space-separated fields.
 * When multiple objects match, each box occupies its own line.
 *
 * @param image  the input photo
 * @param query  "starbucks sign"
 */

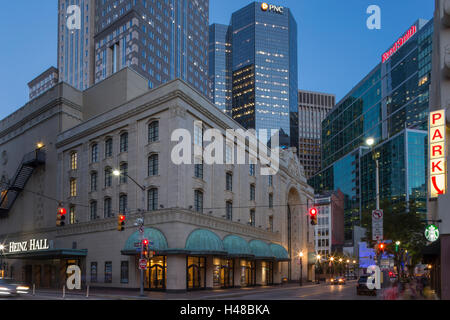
xmin=425 ymin=225 xmax=439 ymax=242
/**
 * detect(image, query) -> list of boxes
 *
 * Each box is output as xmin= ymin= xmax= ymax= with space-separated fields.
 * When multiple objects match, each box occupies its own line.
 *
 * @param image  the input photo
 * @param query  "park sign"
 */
xmin=425 ymin=224 xmax=439 ymax=242
xmin=429 ymin=110 xmax=447 ymax=198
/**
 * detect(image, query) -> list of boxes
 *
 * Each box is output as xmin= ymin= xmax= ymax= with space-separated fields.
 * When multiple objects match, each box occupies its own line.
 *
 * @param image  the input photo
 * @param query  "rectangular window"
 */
xmin=120 ymin=163 xmax=128 ymax=184
xmin=195 ymin=163 xmax=203 ymax=179
xmin=120 ymin=133 xmax=128 ymax=153
xmin=119 ymin=195 xmax=128 ymax=213
xmin=194 ymin=190 xmax=203 ymax=212
xmin=70 ymin=206 xmax=76 ymax=224
xmin=269 ymin=194 xmax=273 ymax=209
xmin=148 ymin=155 xmax=159 ymax=176
xmin=90 ymin=262 xmax=98 ymax=283
xmin=226 ymin=202 xmax=232 ymax=220
xmin=269 ymin=175 xmax=273 ymax=187
xmin=91 ymin=172 xmax=98 ymax=192
xmin=194 ymin=123 xmax=203 ymax=146
xmin=148 ymin=122 xmax=159 ymax=142
xmin=70 ymin=179 xmax=77 ymax=197
xmin=250 ymin=164 xmax=255 ymax=176
xmin=226 ymin=173 xmax=233 ymax=191
xmin=105 ymin=262 xmax=112 ymax=283
xmin=250 ymin=185 xmax=255 ymax=201
xmin=105 ymin=169 xmax=112 ymax=188
xmin=269 ymin=216 xmax=274 ymax=232
xmin=91 ymin=144 xmax=98 ymax=163
xmin=225 ymin=144 xmax=233 ymax=164
xmin=250 ymin=209 xmax=255 ymax=227
xmin=148 ymin=189 xmax=158 ymax=211
xmin=120 ymin=261 xmax=129 ymax=284
xmin=90 ymin=202 xmax=97 ymax=220
xmin=71 ymin=152 xmax=78 ymax=170
xmin=104 ymin=198 xmax=112 ymax=218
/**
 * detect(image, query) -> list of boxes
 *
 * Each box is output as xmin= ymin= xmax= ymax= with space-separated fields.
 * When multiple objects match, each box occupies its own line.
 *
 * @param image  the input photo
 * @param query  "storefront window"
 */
xmin=212 ymin=258 xmax=233 ymax=288
xmin=105 ymin=262 xmax=112 ymax=283
xmin=91 ymin=262 xmax=98 ymax=283
xmin=262 ymin=261 xmax=274 ymax=285
xmin=240 ymin=260 xmax=256 ymax=287
xmin=120 ymin=261 xmax=129 ymax=284
xmin=187 ymin=256 xmax=206 ymax=290
xmin=146 ymin=256 xmax=167 ymax=290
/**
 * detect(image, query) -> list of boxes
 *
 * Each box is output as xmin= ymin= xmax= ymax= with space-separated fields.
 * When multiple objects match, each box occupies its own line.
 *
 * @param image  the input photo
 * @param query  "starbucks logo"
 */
xmin=425 ymin=225 xmax=439 ymax=242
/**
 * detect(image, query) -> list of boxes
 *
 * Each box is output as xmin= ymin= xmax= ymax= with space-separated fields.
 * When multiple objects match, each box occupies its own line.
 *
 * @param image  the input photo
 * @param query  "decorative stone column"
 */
xmin=273 ymin=261 xmax=282 ymax=285
xmin=255 ymin=260 xmax=264 ymax=286
xmin=205 ymin=256 xmax=214 ymax=290
xmin=233 ymin=258 xmax=242 ymax=288
xmin=166 ymin=255 xmax=186 ymax=293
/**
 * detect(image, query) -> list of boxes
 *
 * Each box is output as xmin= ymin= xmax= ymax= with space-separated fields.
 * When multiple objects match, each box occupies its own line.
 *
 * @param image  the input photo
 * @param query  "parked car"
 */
xmin=0 ymin=278 xmax=30 ymax=297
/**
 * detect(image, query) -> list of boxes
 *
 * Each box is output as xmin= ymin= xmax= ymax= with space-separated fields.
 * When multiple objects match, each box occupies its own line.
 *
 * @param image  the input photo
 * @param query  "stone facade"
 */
xmin=0 ymin=68 xmax=314 ymax=291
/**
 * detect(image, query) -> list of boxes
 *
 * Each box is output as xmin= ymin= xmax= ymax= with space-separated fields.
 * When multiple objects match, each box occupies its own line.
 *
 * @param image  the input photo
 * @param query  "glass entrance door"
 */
xmin=146 ymin=256 xmax=166 ymax=290
xmin=220 ymin=259 xmax=234 ymax=288
xmin=187 ymin=257 xmax=206 ymax=290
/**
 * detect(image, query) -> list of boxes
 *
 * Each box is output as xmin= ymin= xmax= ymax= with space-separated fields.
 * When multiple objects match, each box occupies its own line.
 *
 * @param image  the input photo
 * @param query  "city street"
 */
xmin=0 ymin=281 xmax=381 ymax=300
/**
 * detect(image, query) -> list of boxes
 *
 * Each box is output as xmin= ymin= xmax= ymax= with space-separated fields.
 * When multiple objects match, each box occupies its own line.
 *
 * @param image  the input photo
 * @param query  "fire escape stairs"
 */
xmin=0 ymin=149 xmax=46 ymax=217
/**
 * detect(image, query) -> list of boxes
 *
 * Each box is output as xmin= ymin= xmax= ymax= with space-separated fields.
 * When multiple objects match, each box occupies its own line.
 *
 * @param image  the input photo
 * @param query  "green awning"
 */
xmin=269 ymin=244 xmax=290 ymax=261
xmin=121 ymin=228 xmax=168 ymax=255
xmin=223 ymin=235 xmax=254 ymax=258
xmin=185 ymin=229 xmax=227 ymax=255
xmin=249 ymin=240 xmax=275 ymax=260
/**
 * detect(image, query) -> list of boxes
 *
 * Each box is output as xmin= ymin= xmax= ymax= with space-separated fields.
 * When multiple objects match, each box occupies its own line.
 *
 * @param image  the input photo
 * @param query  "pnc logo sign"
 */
xmin=429 ymin=110 xmax=447 ymax=198
xmin=261 ymin=3 xmax=284 ymax=14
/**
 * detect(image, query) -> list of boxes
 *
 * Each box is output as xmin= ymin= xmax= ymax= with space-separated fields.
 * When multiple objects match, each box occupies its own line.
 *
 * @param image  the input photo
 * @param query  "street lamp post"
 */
xmin=339 ymin=258 xmax=343 ymax=276
xmin=113 ymin=169 xmax=146 ymax=297
xmin=299 ymin=251 xmax=304 ymax=286
xmin=316 ymin=255 xmax=321 ymax=284
xmin=367 ymin=138 xmax=382 ymax=268
xmin=330 ymin=257 xmax=334 ymax=278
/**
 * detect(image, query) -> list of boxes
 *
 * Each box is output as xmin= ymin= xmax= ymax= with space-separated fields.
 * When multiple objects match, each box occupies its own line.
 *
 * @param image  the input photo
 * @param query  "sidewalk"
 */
xmin=33 ymin=281 xmax=327 ymax=300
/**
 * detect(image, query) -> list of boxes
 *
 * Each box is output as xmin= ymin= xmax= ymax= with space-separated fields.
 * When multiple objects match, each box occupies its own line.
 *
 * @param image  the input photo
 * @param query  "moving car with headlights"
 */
xmin=330 ymin=276 xmax=346 ymax=285
xmin=356 ymin=274 xmax=377 ymax=296
xmin=0 ymin=279 xmax=30 ymax=297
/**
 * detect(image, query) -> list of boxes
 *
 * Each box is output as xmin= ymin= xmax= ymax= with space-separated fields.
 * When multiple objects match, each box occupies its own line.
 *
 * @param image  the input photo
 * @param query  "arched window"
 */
xmin=90 ymin=201 xmax=98 ymax=220
xmin=120 ymin=132 xmax=128 ymax=153
xmin=148 ymin=154 xmax=159 ymax=176
xmin=105 ymin=167 xmax=112 ymax=188
xmin=148 ymin=121 xmax=159 ymax=143
xmin=105 ymin=138 xmax=113 ymax=158
xmin=119 ymin=163 xmax=128 ymax=184
xmin=148 ymin=188 xmax=158 ymax=211
xmin=91 ymin=144 xmax=99 ymax=163
xmin=119 ymin=194 xmax=128 ymax=213
xmin=104 ymin=197 xmax=112 ymax=218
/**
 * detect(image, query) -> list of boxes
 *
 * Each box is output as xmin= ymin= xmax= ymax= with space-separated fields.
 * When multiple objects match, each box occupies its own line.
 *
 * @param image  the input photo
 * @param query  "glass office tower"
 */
xmin=208 ymin=24 xmax=232 ymax=114
xmin=228 ymin=2 xmax=298 ymax=150
xmin=309 ymin=19 xmax=433 ymax=248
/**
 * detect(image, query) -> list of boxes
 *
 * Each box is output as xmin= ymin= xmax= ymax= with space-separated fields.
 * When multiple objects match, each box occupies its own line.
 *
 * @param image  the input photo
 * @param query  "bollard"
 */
xmin=63 ymin=285 xmax=65 ymax=299
xmin=86 ymin=285 xmax=89 ymax=298
xmin=32 ymin=284 xmax=35 ymax=296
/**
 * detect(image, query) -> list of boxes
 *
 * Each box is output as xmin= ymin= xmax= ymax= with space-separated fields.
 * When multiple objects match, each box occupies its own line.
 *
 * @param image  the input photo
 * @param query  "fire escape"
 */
xmin=0 ymin=149 xmax=46 ymax=217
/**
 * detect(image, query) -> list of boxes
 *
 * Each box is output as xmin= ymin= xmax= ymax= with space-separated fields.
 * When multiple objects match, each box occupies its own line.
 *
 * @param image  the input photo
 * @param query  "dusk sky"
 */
xmin=0 ymin=0 xmax=434 ymax=120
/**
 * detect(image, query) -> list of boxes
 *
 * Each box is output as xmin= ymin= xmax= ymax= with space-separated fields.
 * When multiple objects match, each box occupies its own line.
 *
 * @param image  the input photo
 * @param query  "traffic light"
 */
xmin=117 ymin=214 xmax=126 ymax=231
xmin=309 ymin=207 xmax=318 ymax=226
xmin=56 ymin=207 xmax=66 ymax=227
xmin=378 ymin=243 xmax=385 ymax=252
xmin=142 ymin=239 xmax=149 ymax=257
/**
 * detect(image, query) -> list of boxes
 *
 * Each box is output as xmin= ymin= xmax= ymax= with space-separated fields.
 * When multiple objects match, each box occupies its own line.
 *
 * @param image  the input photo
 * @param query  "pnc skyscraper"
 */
xmin=209 ymin=2 xmax=299 ymax=150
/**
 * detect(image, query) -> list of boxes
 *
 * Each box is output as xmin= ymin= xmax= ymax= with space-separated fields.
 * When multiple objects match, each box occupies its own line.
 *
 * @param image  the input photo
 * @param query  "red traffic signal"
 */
xmin=58 ymin=207 xmax=67 ymax=215
xmin=309 ymin=207 xmax=318 ymax=226
xmin=142 ymin=239 xmax=149 ymax=246
xmin=117 ymin=215 xmax=126 ymax=231
xmin=378 ymin=243 xmax=385 ymax=251
xmin=309 ymin=207 xmax=318 ymax=217
xmin=56 ymin=207 xmax=66 ymax=227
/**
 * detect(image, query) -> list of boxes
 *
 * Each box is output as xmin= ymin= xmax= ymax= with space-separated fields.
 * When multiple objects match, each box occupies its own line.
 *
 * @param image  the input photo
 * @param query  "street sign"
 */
xmin=425 ymin=224 xmax=440 ymax=242
xmin=372 ymin=210 xmax=383 ymax=241
xmin=139 ymin=259 xmax=148 ymax=270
